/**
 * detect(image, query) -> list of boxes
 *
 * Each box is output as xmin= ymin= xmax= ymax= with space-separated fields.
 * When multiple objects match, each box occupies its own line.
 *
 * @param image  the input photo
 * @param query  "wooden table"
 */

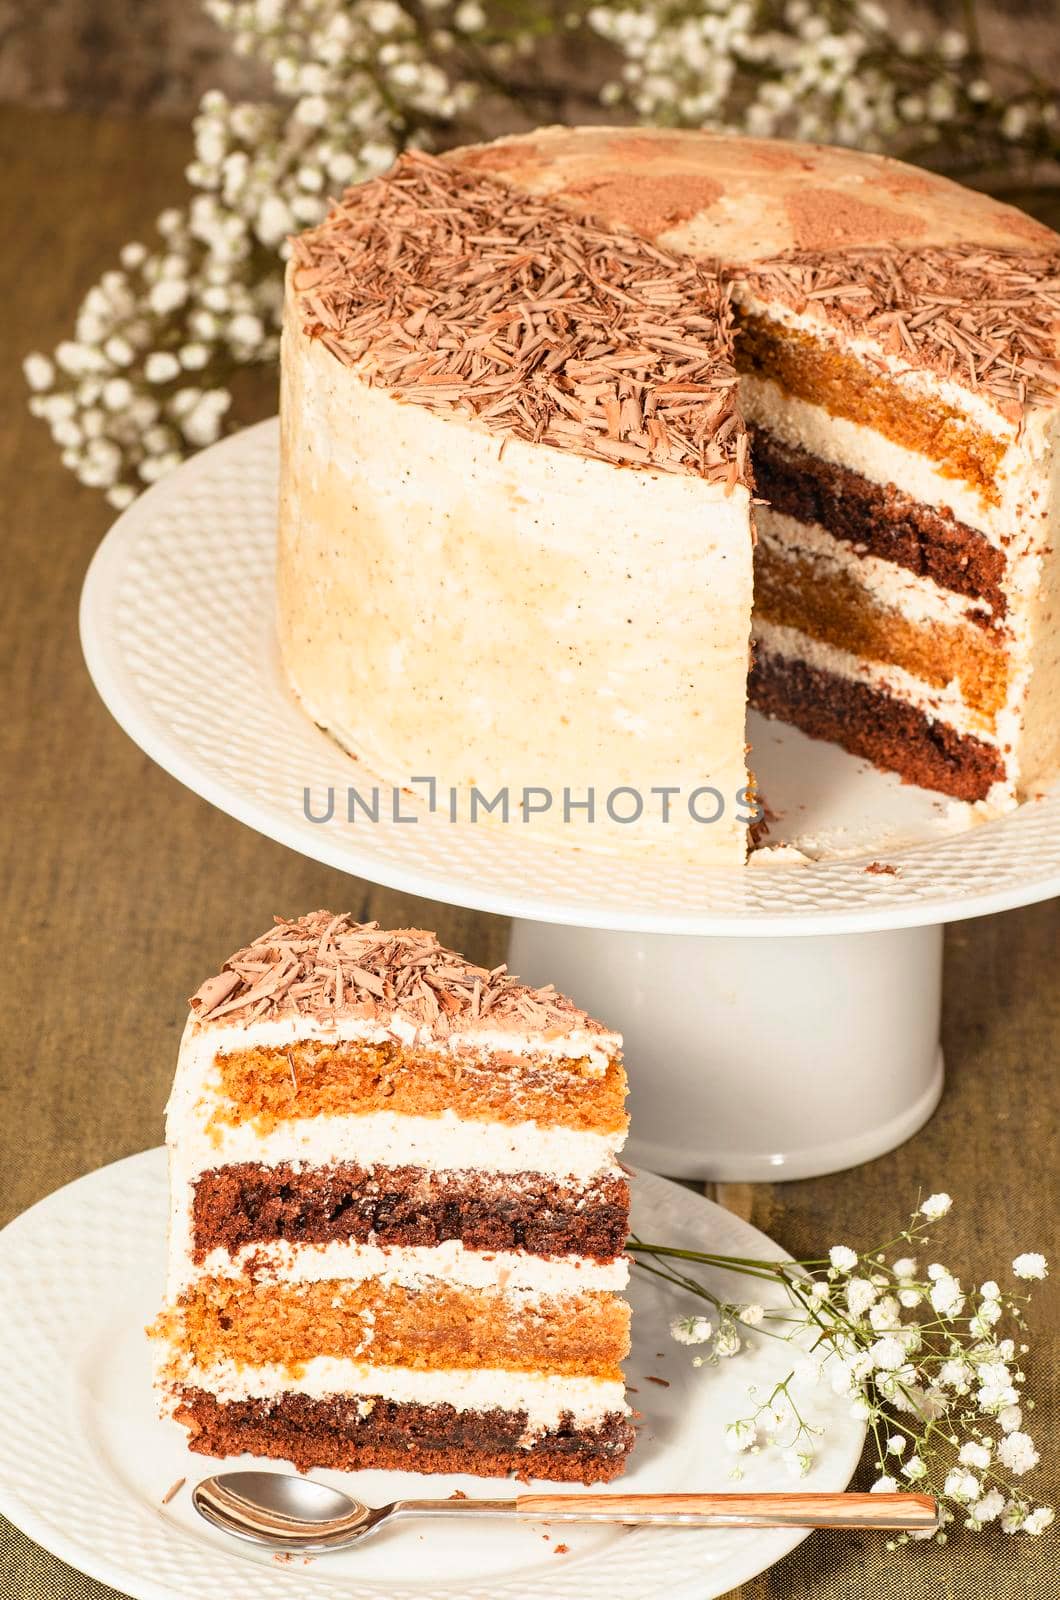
xmin=2 ymin=105 xmax=1058 ymax=1600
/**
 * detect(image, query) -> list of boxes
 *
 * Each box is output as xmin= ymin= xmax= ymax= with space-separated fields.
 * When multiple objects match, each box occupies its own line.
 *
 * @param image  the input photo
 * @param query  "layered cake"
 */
xmin=279 ymin=128 xmax=1060 ymax=863
xmin=151 ymin=911 xmax=635 ymax=1482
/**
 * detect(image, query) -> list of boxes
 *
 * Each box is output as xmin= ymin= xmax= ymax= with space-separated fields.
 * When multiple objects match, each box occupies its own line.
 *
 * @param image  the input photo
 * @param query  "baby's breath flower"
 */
xmin=845 ymin=1277 xmax=878 ymax=1316
xmin=868 ymin=1295 xmax=901 ymax=1332
xmin=714 ymin=1321 xmax=742 ymax=1358
xmin=145 ymin=352 xmax=181 ymax=384
xmin=829 ymin=1245 xmax=858 ymax=1273
xmin=929 ymin=1272 xmax=965 ymax=1319
xmin=1012 ymin=1253 xmax=1048 ymax=1281
xmin=944 ymin=1468 xmax=981 ymax=1502
xmin=23 ymin=353 xmax=55 ymax=391
xmin=968 ymin=1488 xmax=1005 ymax=1525
xmin=996 ymin=1432 xmax=1040 ymax=1476
xmin=738 ymin=1303 xmax=764 ymax=1326
xmin=919 ymin=1193 xmax=952 ymax=1221
xmin=725 ymin=1418 xmax=756 ymax=1452
xmin=671 ymin=1313 xmax=712 ymax=1345
xmin=870 ymin=1335 xmax=906 ymax=1371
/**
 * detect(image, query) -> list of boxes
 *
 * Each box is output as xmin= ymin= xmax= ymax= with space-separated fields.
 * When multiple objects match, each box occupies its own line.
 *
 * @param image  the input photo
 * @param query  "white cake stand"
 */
xmin=79 ymin=421 xmax=1060 ymax=1180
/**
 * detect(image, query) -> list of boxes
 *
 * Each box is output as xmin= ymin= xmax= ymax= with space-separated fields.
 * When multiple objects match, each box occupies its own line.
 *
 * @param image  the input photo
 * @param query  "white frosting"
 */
xmin=189 ymin=1013 xmax=620 ymax=1076
xmin=162 ymin=1354 xmax=627 ymax=1431
xmin=278 ymin=292 xmax=754 ymax=863
xmin=170 ymin=1105 xmax=621 ymax=1183
xmin=756 ymin=506 xmax=995 ymax=632
xmin=1016 ymin=409 xmax=1060 ymax=787
xmin=176 ymin=1237 xmax=629 ymax=1297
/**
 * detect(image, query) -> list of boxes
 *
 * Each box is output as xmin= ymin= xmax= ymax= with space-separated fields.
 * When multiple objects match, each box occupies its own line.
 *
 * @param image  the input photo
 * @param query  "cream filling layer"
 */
xmin=755 ymin=507 xmax=996 ymax=632
xmin=172 ymin=1109 xmax=623 ymax=1184
xmin=174 ymin=1238 xmax=630 ymax=1296
xmin=741 ymin=373 xmax=1016 ymax=544
xmin=163 ymin=1354 xmax=628 ymax=1431
xmin=183 ymin=1014 xmax=621 ymax=1077
xmin=753 ymin=617 xmax=998 ymax=744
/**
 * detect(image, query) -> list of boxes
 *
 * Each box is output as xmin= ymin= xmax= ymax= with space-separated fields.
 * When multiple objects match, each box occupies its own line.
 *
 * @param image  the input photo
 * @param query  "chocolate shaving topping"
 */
xmin=738 ymin=244 xmax=1060 ymax=419
xmin=289 ymin=151 xmax=748 ymax=489
xmin=188 ymin=910 xmax=610 ymax=1040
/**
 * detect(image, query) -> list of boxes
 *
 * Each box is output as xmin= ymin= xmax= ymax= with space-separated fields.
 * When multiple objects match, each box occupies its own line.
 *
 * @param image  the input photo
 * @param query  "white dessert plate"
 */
xmin=79 ymin=419 xmax=1060 ymax=933
xmin=0 ymin=1149 xmax=864 ymax=1600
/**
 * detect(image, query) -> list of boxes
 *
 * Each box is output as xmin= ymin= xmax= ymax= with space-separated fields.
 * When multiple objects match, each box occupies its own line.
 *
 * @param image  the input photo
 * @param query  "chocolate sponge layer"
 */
xmin=750 ymin=425 xmax=1006 ymax=619
xmin=174 ymin=1386 xmax=634 ymax=1482
xmin=192 ymin=1161 xmax=630 ymax=1263
xmin=750 ymin=648 xmax=1003 ymax=803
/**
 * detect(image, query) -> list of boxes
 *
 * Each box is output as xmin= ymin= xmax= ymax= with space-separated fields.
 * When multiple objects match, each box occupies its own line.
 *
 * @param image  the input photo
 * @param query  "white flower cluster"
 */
xmin=25 ymin=0 xmax=480 ymax=505
xmin=587 ymin=0 xmax=1059 ymax=159
xmin=651 ymin=1195 xmax=1053 ymax=1543
xmin=669 ymin=1308 xmax=745 ymax=1364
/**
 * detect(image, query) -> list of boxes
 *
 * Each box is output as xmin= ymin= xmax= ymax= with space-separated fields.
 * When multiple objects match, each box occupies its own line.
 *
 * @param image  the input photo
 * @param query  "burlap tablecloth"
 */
xmin=2 ymin=105 xmax=1057 ymax=1600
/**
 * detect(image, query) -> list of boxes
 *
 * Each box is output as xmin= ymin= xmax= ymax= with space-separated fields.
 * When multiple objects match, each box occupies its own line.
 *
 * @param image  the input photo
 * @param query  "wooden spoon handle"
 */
xmin=515 ymin=1492 xmax=937 ymax=1531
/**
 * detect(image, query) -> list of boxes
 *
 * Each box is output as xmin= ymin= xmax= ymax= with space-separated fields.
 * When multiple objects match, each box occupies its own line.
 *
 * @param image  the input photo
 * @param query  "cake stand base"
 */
xmin=508 ymin=920 xmax=945 ymax=1181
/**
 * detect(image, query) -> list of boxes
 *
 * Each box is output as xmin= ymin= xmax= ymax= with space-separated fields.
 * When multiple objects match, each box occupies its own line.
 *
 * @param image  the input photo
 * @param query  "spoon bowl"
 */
xmin=193 ymin=1472 xmax=392 ymax=1552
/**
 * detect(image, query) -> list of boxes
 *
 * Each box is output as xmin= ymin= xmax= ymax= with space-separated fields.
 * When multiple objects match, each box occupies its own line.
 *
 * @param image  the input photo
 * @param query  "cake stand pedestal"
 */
xmin=509 ymin=920 xmax=943 ymax=1180
xmin=78 ymin=421 xmax=1060 ymax=1181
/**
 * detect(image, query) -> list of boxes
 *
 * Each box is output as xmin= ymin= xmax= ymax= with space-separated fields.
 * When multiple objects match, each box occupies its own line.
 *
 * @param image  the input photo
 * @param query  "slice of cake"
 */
xmin=151 ymin=911 xmax=634 ymax=1483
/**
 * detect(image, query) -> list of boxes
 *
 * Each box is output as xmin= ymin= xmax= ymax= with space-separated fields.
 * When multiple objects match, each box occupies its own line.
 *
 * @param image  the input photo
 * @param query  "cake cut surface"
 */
xmin=279 ymin=126 xmax=1060 ymax=860
xmin=151 ymin=912 xmax=635 ymax=1482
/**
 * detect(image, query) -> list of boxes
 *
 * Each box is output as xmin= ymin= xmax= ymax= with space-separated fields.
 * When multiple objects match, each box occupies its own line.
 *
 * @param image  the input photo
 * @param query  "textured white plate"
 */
xmin=0 ymin=1150 xmax=863 ymax=1600
xmin=79 ymin=420 xmax=1060 ymax=933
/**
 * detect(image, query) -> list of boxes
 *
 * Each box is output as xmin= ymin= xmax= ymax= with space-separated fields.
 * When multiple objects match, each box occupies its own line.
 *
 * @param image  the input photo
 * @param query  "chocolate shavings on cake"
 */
xmin=289 ymin=151 xmax=748 ymax=489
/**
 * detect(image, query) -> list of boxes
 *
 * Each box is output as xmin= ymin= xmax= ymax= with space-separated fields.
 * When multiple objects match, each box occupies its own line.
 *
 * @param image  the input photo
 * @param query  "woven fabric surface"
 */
xmin=1 ymin=104 xmax=1057 ymax=1600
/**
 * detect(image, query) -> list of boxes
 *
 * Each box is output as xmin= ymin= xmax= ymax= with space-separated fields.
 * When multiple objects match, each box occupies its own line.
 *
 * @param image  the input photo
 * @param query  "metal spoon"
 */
xmin=193 ymin=1471 xmax=937 ymax=1553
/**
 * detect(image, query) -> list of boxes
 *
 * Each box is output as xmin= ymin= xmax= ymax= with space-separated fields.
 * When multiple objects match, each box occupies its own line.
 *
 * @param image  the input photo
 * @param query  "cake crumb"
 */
xmin=161 ymin=1477 xmax=186 ymax=1506
xmin=449 ymin=1489 xmax=468 ymax=1500
xmin=646 ymin=1375 xmax=670 ymax=1387
xmin=865 ymin=861 xmax=899 ymax=876
xmin=554 ymin=1543 xmax=570 ymax=1555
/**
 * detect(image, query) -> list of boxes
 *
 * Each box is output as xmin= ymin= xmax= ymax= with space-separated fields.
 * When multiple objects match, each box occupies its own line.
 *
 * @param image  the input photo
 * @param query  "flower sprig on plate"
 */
xmin=632 ymin=1193 xmax=1052 ymax=1542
